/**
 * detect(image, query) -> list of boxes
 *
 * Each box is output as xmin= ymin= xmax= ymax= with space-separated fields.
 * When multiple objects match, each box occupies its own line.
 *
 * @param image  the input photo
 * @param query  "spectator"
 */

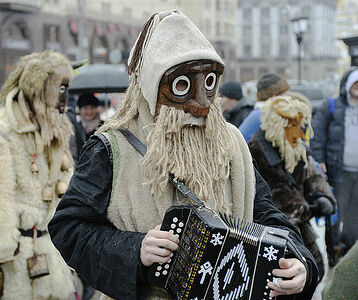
xmin=310 ymin=67 xmax=358 ymax=260
xmin=239 ymin=73 xmax=290 ymax=142
xmin=218 ymin=81 xmax=254 ymax=127
xmin=248 ymin=95 xmax=336 ymax=282
xmin=77 ymin=93 xmax=104 ymax=140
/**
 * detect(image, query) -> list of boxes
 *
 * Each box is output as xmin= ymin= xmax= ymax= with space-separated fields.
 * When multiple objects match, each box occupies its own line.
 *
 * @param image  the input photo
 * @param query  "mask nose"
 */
xmin=193 ymin=73 xmax=210 ymax=108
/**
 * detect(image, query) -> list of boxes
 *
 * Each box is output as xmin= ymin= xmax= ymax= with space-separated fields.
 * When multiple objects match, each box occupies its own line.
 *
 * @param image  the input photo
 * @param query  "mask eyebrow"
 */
xmin=190 ymin=63 xmax=214 ymax=72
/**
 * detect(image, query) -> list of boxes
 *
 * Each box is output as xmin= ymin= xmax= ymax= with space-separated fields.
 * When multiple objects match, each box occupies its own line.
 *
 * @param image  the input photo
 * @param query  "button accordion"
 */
xmin=148 ymin=205 xmax=298 ymax=300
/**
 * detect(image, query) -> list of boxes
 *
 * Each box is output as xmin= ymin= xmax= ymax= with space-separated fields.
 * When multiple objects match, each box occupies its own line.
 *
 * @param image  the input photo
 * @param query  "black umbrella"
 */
xmin=69 ymin=64 xmax=130 ymax=93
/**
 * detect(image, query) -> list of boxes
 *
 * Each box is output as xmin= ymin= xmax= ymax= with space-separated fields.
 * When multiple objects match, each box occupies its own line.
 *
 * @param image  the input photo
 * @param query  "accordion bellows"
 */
xmin=148 ymin=205 xmax=290 ymax=300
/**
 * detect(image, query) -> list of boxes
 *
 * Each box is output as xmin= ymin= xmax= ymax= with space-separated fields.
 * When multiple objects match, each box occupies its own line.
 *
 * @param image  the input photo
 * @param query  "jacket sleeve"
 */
xmin=238 ymin=109 xmax=262 ymax=143
xmin=0 ymin=133 xmax=21 ymax=263
xmin=253 ymin=168 xmax=318 ymax=296
xmin=48 ymin=136 xmax=147 ymax=300
xmin=304 ymin=156 xmax=336 ymax=209
xmin=310 ymin=100 xmax=331 ymax=163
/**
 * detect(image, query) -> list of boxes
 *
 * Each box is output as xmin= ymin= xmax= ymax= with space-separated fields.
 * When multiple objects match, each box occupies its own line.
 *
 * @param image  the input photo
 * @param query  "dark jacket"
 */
xmin=310 ymin=67 xmax=358 ymax=184
xmin=48 ymin=135 xmax=318 ymax=300
xmin=66 ymin=107 xmax=86 ymax=162
xmin=223 ymin=97 xmax=254 ymax=127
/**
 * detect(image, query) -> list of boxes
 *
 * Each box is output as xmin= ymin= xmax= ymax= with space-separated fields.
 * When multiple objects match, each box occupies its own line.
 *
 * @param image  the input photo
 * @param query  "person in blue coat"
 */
xmin=239 ymin=73 xmax=290 ymax=142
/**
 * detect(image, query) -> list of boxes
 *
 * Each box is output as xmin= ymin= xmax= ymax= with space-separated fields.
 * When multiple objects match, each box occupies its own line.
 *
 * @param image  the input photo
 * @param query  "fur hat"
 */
xmin=77 ymin=93 xmax=100 ymax=108
xmin=256 ymin=73 xmax=290 ymax=101
xmin=219 ymin=81 xmax=243 ymax=101
xmin=128 ymin=10 xmax=224 ymax=115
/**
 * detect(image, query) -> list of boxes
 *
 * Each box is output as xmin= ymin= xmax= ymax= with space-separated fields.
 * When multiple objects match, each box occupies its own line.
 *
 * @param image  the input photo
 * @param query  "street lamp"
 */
xmin=291 ymin=17 xmax=308 ymax=84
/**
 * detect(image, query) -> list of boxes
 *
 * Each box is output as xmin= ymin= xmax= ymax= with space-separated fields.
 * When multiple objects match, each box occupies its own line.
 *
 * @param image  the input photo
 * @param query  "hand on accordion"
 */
xmin=267 ymin=258 xmax=307 ymax=297
xmin=140 ymin=225 xmax=179 ymax=267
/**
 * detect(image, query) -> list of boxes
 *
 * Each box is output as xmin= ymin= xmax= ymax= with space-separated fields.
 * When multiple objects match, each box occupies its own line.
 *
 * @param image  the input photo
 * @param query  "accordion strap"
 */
xmin=118 ymin=128 xmax=205 ymax=208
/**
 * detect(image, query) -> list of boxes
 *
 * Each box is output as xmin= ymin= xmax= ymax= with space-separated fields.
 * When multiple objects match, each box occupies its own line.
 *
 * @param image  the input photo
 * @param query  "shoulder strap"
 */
xmin=118 ymin=128 xmax=205 ymax=207
xmin=328 ymin=97 xmax=336 ymax=115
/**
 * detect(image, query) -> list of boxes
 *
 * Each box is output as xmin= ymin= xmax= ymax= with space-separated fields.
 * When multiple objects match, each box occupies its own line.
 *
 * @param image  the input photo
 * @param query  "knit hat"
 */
xmin=219 ymin=81 xmax=243 ymax=101
xmin=77 ymin=93 xmax=100 ymax=108
xmin=257 ymin=73 xmax=290 ymax=101
xmin=128 ymin=10 xmax=224 ymax=115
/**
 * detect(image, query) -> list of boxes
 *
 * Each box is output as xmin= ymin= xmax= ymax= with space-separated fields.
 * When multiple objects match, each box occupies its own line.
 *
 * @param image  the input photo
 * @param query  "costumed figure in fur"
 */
xmin=0 ymin=51 xmax=76 ymax=300
xmin=49 ymin=10 xmax=319 ymax=300
xmin=248 ymin=95 xmax=336 ymax=282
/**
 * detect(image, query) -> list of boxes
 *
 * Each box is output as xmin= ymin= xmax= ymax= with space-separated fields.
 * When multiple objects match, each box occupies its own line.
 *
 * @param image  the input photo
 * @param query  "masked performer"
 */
xmin=248 ymin=95 xmax=336 ymax=282
xmin=0 ymin=51 xmax=75 ymax=299
xmin=49 ymin=11 xmax=318 ymax=300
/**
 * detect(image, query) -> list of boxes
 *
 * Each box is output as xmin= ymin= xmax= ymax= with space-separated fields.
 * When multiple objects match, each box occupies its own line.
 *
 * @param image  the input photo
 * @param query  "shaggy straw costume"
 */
xmin=0 ymin=51 xmax=75 ymax=299
xmin=249 ymin=95 xmax=334 ymax=281
xmin=97 ymin=10 xmax=256 ymax=299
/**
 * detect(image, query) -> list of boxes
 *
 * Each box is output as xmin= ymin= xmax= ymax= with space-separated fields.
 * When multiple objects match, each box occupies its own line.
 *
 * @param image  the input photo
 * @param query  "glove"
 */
xmin=310 ymin=196 xmax=334 ymax=217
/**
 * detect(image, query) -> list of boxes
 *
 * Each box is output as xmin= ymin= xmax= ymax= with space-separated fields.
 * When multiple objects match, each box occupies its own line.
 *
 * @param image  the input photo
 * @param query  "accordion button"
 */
xmin=177 ymin=228 xmax=182 ymax=233
xmin=155 ymin=272 xmax=160 ymax=277
xmin=165 ymin=264 xmax=170 ymax=269
xmin=173 ymin=217 xmax=178 ymax=223
xmin=179 ymin=222 xmax=184 ymax=227
xmin=163 ymin=270 xmax=168 ymax=275
xmin=170 ymin=253 xmax=174 ymax=257
xmin=171 ymin=224 xmax=176 ymax=229
xmin=168 ymin=259 xmax=171 ymax=263
xmin=157 ymin=266 xmax=162 ymax=271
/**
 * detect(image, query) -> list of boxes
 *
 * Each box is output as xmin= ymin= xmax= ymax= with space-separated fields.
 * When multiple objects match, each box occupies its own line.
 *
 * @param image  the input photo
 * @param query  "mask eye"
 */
xmin=172 ymin=75 xmax=190 ymax=96
xmin=59 ymin=85 xmax=66 ymax=94
xmin=205 ymin=72 xmax=216 ymax=91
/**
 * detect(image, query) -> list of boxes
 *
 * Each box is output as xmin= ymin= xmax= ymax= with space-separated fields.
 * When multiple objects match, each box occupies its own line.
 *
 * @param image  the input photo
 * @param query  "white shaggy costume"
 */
xmin=0 ymin=52 xmax=75 ymax=300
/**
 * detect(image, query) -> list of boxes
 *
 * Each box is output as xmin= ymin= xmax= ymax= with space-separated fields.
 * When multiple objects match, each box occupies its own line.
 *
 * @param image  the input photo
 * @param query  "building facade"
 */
xmin=237 ymin=0 xmax=338 ymax=82
xmin=0 ymin=0 xmax=239 ymax=85
xmin=0 ymin=0 xmax=141 ymax=85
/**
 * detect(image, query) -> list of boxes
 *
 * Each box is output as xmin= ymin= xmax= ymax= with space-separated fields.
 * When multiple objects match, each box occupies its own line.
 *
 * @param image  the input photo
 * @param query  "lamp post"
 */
xmin=291 ymin=17 xmax=308 ymax=84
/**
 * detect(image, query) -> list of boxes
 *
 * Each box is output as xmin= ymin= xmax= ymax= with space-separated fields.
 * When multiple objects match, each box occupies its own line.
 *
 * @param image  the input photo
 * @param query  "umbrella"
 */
xmin=69 ymin=64 xmax=130 ymax=93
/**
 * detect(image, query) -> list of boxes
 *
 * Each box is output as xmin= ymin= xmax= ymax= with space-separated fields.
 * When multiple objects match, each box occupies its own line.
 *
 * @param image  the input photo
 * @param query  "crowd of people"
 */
xmin=0 ymin=8 xmax=357 ymax=300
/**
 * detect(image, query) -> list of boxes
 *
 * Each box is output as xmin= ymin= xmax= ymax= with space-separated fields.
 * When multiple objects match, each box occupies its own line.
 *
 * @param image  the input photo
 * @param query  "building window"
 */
xmin=244 ymin=44 xmax=251 ymax=56
xmin=259 ymin=67 xmax=269 ymax=76
xmin=279 ymin=43 xmax=288 ymax=57
xmin=261 ymin=43 xmax=270 ymax=58
xmin=123 ymin=7 xmax=132 ymax=17
xmin=261 ymin=25 xmax=270 ymax=37
xmin=240 ymin=67 xmax=254 ymax=82
xmin=216 ymin=21 xmax=221 ymax=35
xmin=261 ymin=7 xmax=270 ymax=18
xmin=243 ymin=25 xmax=252 ymax=38
xmin=279 ymin=24 xmax=288 ymax=35
xmin=102 ymin=2 xmax=111 ymax=15
xmin=243 ymin=7 xmax=252 ymax=20
xmin=44 ymin=24 xmax=61 ymax=51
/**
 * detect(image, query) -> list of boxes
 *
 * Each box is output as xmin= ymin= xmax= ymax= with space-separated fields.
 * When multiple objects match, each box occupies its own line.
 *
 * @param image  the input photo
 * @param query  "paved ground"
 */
xmin=82 ymin=219 xmax=333 ymax=300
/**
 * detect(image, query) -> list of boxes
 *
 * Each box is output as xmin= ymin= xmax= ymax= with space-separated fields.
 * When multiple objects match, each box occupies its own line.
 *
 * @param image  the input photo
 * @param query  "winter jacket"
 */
xmin=310 ymin=67 xmax=358 ymax=184
xmin=223 ymin=97 xmax=254 ymax=127
xmin=49 ymin=135 xmax=318 ymax=300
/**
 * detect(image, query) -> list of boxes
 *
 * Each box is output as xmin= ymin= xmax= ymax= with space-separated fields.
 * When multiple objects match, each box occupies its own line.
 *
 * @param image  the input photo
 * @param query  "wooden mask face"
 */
xmin=156 ymin=60 xmax=224 ymax=119
xmin=284 ymin=114 xmax=306 ymax=147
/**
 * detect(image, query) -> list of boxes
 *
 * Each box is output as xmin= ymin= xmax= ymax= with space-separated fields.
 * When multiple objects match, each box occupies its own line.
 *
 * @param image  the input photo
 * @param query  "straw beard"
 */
xmin=143 ymin=99 xmax=234 ymax=212
xmin=33 ymin=98 xmax=72 ymax=148
xmin=265 ymin=125 xmax=307 ymax=174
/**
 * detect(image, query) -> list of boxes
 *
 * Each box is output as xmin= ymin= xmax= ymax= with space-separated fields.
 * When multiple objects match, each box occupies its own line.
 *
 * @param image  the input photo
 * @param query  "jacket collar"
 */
xmin=253 ymin=128 xmax=282 ymax=167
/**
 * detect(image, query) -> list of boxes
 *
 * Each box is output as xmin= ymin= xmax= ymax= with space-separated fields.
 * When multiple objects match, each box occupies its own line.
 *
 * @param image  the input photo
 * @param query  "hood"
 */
xmin=339 ymin=67 xmax=358 ymax=104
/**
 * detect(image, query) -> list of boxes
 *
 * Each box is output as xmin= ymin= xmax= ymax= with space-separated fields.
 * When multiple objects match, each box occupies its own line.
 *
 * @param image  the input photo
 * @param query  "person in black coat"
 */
xmin=311 ymin=67 xmax=358 ymax=260
xmin=219 ymin=81 xmax=254 ymax=127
